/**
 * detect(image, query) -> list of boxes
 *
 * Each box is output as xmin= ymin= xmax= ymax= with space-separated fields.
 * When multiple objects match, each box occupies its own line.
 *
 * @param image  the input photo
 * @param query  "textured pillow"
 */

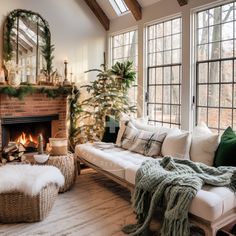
xmin=214 ymin=127 xmax=236 ymax=167
xmin=120 ymin=122 xmax=167 ymax=157
xmin=116 ymin=114 xmax=148 ymax=146
xmin=191 ymin=123 xmax=219 ymax=166
xmin=161 ymin=130 xmax=192 ymax=159
xmin=102 ymin=116 xmax=119 ymax=143
xmin=131 ymin=120 xmax=172 ymax=135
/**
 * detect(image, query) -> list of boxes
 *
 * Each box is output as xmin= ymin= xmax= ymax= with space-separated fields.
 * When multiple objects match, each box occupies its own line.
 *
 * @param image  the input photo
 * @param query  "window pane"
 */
xmin=198 ymin=85 xmax=207 ymax=106
xmin=196 ymin=2 xmax=236 ymax=132
xmin=156 ymin=68 xmax=163 ymax=84
xmin=220 ymin=84 xmax=232 ymax=107
xmin=221 ymin=61 xmax=233 ymax=82
xmin=208 ymin=84 xmax=219 ymax=107
xmin=171 ymin=105 xmax=180 ymax=124
xmin=171 ymin=86 xmax=179 ymax=104
xmin=198 ymin=44 xmax=208 ymax=61
xmin=147 ymin=17 xmax=181 ymax=128
xmin=156 ymin=86 xmax=162 ymax=103
xmin=111 ymin=30 xmax=138 ymax=110
xmin=221 ymin=40 xmax=233 ymax=58
xmin=198 ymin=107 xmax=207 ymax=124
xmin=172 ymin=66 xmax=180 ymax=84
xmin=220 ymin=109 xmax=232 ymax=129
xmin=208 ymin=62 xmax=219 ymax=83
xmin=208 ymin=108 xmax=218 ymax=128
xmin=198 ymin=63 xmax=208 ymax=83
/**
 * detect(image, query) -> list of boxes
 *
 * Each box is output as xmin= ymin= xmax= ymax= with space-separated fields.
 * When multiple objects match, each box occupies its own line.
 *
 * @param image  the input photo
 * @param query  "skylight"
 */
xmin=109 ymin=0 xmax=129 ymax=15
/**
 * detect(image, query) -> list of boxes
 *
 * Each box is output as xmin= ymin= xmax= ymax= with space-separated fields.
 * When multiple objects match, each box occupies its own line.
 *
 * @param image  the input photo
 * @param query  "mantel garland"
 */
xmin=0 ymin=85 xmax=79 ymax=100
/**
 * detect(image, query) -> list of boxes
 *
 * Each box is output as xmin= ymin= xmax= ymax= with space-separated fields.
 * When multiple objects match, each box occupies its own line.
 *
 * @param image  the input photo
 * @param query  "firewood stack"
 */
xmin=1 ymin=142 xmax=26 ymax=163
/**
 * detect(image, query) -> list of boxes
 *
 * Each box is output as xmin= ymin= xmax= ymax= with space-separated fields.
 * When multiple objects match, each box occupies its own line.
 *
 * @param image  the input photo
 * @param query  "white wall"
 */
xmin=108 ymin=0 xmax=222 ymax=130
xmin=0 ymin=0 xmax=106 ymax=85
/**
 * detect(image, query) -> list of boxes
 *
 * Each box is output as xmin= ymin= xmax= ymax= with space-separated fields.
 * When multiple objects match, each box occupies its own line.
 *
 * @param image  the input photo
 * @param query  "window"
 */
xmin=146 ymin=17 xmax=182 ymax=128
xmin=109 ymin=0 xmax=129 ymax=16
xmin=110 ymin=29 xmax=138 ymax=107
xmin=196 ymin=2 xmax=236 ymax=132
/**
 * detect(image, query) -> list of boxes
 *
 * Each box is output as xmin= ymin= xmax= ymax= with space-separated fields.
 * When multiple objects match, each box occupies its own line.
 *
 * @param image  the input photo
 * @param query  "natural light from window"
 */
xmin=110 ymin=30 xmax=138 ymax=111
xmin=146 ymin=17 xmax=182 ymax=128
xmin=195 ymin=2 xmax=236 ymax=133
xmin=109 ymin=0 xmax=129 ymax=15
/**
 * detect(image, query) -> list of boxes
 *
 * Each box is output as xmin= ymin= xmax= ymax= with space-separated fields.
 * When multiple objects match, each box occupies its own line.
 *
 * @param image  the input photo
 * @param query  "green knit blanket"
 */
xmin=122 ymin=156 xmax=236 ymax=236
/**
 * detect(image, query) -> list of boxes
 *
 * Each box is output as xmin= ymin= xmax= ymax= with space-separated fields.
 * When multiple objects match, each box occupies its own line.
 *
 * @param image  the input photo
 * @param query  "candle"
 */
xmin=0 ymin=69 xmax=5 ymax=83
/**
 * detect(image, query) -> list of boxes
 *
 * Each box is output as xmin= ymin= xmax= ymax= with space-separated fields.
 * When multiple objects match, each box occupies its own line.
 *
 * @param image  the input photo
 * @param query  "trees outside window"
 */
xmin=196 ymin=2 xmax=236 ymax=133
xmin=146 ymin=17 xmax=182 ymax=128
xmin=110 ymin=30 xmax=138 ymax=109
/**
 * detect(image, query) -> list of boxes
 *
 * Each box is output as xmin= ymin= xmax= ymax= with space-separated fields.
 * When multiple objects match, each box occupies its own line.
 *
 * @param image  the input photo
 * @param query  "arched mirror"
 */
xmin=3 ymin=9 xmax=54 ymax=84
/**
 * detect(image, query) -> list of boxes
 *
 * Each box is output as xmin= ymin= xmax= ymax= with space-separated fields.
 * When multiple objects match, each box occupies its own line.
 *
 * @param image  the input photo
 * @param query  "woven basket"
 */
xmin=47 ymin=153 xmax=77 ymax=193
xmin=0 ymin=183 xmax=58 ymax=223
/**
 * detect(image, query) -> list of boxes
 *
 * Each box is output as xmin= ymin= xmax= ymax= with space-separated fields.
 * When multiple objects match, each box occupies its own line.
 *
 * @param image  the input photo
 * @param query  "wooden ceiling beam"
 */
xmin=177 ymin=0 xmax=188 ymax=6
xmin=84 ymin=0 xmax=110 ymax=31
xmin=123 ymin=0 xmax=142 ymax=21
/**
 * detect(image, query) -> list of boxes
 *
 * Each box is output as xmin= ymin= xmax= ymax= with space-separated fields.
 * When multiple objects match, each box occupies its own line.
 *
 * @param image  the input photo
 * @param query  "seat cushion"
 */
xmin=190 ymin=186 xmax=236 ymax=221
xmin=125 ymin=165 xmax=236 ymax=222
xmin=76 ymin=142 xmax=148 ymax=179
xmin=76 ymin=143 xmax=236 ymax=222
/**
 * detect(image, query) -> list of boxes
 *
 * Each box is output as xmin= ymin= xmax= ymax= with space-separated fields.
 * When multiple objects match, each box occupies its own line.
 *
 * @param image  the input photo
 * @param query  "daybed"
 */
xmin=75 ymin=119 xmax=236 ymax=236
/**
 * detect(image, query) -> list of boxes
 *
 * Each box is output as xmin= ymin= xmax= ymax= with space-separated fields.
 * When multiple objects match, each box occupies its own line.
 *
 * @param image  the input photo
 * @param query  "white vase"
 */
xmin=9 ymin=71 xmax=21 ymax=87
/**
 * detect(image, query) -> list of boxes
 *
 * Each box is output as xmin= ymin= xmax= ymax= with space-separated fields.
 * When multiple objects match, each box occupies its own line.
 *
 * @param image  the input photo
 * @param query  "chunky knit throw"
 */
xmin=123 ymin=156 xmax=236 ymax=236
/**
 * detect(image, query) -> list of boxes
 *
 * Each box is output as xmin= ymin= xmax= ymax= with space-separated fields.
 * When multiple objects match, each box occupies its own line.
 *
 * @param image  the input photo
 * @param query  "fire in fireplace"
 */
xmin=16 ymin=132 xmax=38 ymax=151
xmin=1 ymin=115 xmax=59 ymax=153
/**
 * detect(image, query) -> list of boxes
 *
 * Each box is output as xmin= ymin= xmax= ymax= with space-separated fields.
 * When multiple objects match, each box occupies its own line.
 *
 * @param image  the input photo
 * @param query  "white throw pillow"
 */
xmin=115 ymin=114 xmax=148 ymax=146
xmin=130 ymin=120 xmax=172 ymax=135
xmin=190 ymin=123 xmax=220 ymax=166
xmin=161 ymin=130 xmax=192 ymax=159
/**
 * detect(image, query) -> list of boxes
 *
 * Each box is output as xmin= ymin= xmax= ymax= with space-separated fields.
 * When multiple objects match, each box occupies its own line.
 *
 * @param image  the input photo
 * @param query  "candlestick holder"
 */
xmin=63 ymin=60 xmax=71 ymax=86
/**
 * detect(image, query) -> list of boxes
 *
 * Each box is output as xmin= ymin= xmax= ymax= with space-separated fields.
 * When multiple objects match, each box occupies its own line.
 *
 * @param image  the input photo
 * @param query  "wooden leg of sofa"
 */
xmin=203 ymin=225 xmax=217 ymax=236
xmin=77 ymin=160 xmax=81 ymax=175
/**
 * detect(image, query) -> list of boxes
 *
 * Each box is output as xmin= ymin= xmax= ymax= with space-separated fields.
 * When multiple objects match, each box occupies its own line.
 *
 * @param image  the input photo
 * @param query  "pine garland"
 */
xmin=0 ymin=85 xmax=78 ymax=100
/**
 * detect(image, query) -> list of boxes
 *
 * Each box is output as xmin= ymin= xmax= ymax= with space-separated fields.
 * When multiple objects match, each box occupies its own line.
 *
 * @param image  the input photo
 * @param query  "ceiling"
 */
xmin=96 ymin=0 xmax=161 ymax=20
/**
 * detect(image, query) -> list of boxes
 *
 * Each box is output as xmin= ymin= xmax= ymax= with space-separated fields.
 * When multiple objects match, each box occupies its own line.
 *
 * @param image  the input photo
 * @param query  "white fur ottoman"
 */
xmin=0 ymin=164 xmax=64 ymax=223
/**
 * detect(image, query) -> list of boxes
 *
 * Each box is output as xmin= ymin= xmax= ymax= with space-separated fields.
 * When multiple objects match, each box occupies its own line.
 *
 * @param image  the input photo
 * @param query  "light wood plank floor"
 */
xmin=0 ymin=169 xmax=138 ymax=236
xmin=0 ymin=169 xmax=203 ymax=236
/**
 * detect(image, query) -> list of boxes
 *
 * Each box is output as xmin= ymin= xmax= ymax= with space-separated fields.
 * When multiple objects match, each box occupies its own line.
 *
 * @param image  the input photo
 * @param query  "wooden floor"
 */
xmin=0 ymin=169 xmax=204 ymax=236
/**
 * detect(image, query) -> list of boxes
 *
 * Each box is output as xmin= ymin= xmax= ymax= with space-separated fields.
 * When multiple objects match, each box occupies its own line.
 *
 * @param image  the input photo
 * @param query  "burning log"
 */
xmin=2 ymin=142 xmax=27 ymax=163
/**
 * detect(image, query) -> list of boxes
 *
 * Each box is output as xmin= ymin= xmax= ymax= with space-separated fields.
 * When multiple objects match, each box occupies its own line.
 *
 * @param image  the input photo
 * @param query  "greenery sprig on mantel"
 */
xmin=0 ymin=85 xmax=79 ymax=100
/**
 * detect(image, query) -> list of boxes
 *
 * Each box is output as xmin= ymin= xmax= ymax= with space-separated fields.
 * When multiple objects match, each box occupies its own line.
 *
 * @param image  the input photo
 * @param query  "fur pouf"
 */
xmin=0 ymin=164 xmax=65 ymax=196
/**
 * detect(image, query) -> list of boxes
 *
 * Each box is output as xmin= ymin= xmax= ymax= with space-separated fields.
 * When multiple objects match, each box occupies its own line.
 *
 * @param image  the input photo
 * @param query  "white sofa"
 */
xmin=75 ymin=121 xmax=236 ymax=236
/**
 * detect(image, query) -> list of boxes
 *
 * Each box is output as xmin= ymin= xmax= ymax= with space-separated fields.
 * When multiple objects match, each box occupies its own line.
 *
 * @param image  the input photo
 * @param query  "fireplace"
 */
xmin=1 ymin=115 xmax=59 ymax=152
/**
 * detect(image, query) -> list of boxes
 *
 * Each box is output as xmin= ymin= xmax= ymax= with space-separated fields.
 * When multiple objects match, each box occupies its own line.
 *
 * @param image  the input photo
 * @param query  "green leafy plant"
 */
xmin=75 ymin=60 xmax=136 ymax=143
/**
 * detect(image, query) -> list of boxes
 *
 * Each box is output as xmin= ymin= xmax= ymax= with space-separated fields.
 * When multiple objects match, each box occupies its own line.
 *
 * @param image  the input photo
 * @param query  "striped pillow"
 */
xmin=120 ymin=122 xmax=167 ymax=157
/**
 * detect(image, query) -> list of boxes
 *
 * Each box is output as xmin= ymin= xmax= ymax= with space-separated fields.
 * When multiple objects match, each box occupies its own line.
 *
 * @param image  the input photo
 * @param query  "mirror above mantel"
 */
xmin=2 ymin=9 xmax=55 ymax=85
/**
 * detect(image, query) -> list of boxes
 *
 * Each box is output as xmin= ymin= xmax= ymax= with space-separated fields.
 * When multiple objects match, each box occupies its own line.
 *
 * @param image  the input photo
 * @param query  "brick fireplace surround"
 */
xmin=0 ymin=93 xmax=68 ymax=150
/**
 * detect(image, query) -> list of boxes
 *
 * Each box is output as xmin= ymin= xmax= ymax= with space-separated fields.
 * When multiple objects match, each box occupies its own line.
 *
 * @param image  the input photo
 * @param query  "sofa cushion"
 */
xmin=76 ymin=142 xmax=148 ymax=179
xmin=116 ymin=114 xmax=148 ymax=146
xmin=120 ymin=122 xmax=167 ymax=157
xmin=214 ymin=127 xmax=236 ymax=167
xmin=189 ymin=186 xmax=236 ymax=221
xmin=161 ymin=131 xmax=192 ymax=159
xmin=125 ymin=165 xmax=235 ymax=221
xmin=191 ymin=123 xmax=219 ymax=166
